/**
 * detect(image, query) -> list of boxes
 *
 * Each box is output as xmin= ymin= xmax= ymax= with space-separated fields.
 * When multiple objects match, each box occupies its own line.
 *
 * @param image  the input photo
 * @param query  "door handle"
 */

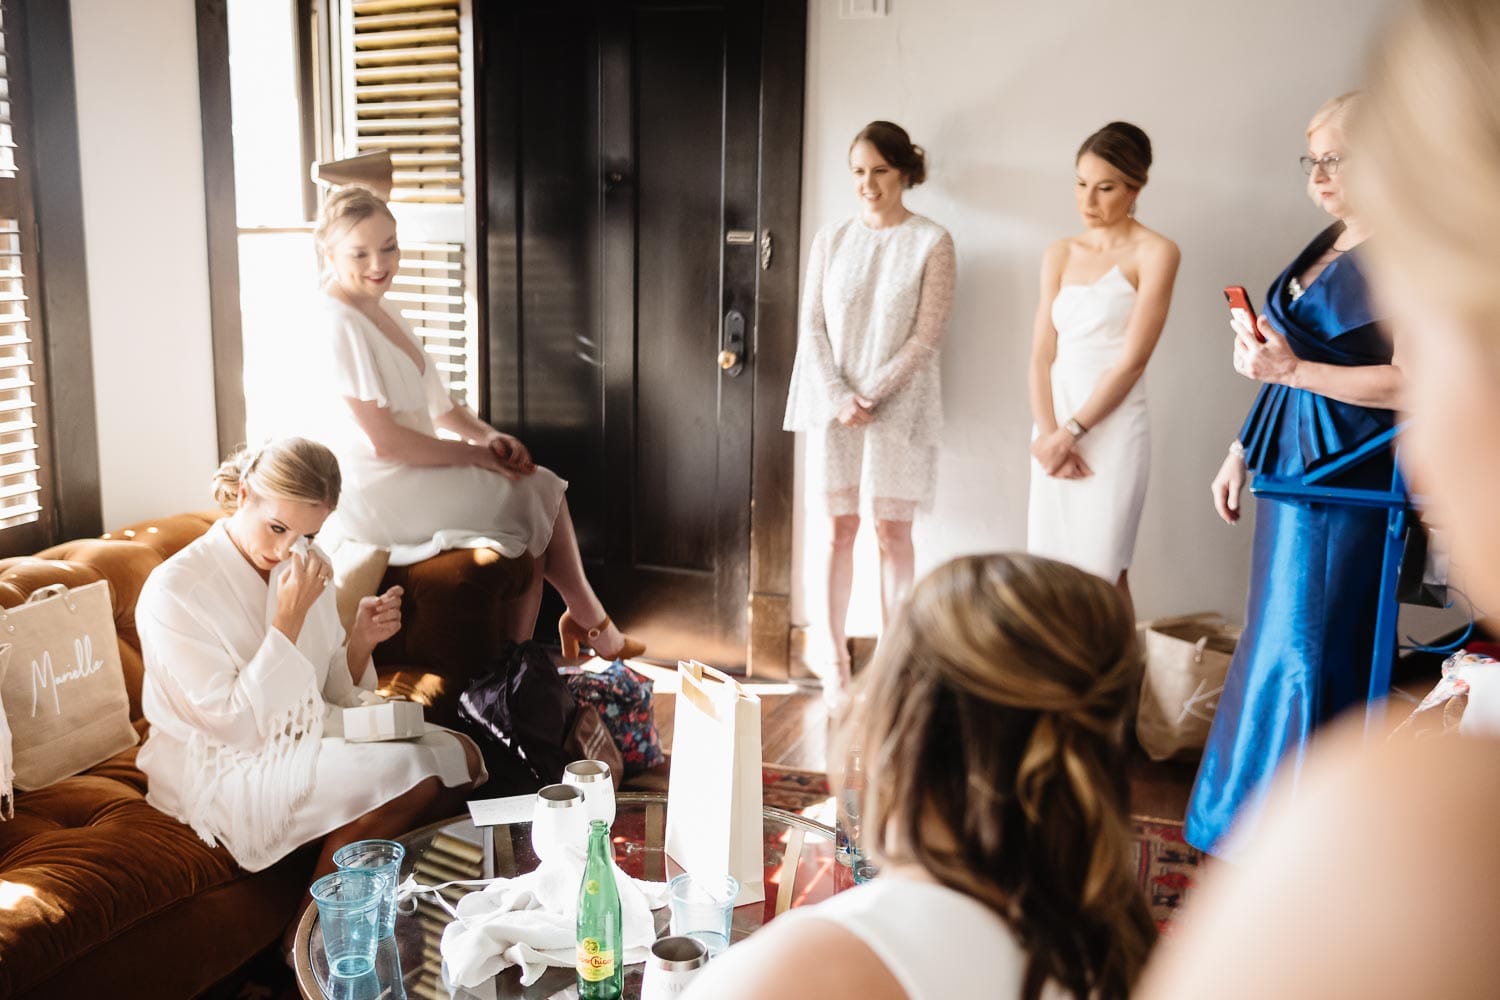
xmin=719 ymin=309 xmax=746 ymax=376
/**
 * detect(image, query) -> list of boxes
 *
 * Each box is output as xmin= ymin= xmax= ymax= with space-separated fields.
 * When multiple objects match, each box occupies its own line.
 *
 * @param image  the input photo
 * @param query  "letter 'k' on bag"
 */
xmin=0 ymin=581 xmax=137 ymax=793
xmin=1135 ymin=614 xmax=1240 ymax=763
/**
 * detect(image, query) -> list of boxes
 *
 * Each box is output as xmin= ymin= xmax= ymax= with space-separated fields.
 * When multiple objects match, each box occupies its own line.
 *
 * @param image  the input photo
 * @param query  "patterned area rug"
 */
xmin=763 ymin=764 xmax=1205 ymax=926
xmin=762 ymin=762 xmax=835 ymax=812
xmin=1133 ymin=818 xmax=1204 ymax=928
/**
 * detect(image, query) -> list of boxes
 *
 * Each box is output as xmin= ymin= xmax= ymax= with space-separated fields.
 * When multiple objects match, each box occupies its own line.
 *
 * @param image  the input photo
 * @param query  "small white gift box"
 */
xmin=343 ymin=694 xmax=425 ymax=742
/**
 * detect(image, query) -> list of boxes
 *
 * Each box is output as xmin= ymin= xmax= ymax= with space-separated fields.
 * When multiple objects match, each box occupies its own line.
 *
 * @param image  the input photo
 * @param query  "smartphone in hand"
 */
xmin=1224 ymin=286 xmax=1266 ymax=343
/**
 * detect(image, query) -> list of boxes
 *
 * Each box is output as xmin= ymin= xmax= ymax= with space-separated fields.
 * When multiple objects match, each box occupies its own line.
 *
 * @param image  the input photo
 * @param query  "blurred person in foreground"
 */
xmin=1140 ymin=1 xmax=1500 ymax=997
xmin=685 ymin=553 xmax=1154 ymax=1000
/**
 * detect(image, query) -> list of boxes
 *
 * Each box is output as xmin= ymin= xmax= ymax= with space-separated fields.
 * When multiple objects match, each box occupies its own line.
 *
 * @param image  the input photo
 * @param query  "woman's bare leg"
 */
xmin=822 ymin=514 xmax=860 ymax=683
xmin=539 ymin=496 xmax=635 ymax=655
xmin=504 ymin=558 xmax=546 ymax=643
xmin=874 ymin=517 xmax=915 ymax=628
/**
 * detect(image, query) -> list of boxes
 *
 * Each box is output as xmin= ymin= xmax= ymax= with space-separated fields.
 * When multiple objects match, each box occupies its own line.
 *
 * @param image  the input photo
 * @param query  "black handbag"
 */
xmin=458 ymin=640 xmax=576 ymax=785
xmin=1397 ymin=511 xmax=1449 ymax=609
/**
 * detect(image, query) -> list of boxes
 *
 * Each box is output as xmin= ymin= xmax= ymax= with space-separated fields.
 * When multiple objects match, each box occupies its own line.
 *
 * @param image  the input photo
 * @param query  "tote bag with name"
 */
xmin=0 ymin=581 xmax=137 ymax=791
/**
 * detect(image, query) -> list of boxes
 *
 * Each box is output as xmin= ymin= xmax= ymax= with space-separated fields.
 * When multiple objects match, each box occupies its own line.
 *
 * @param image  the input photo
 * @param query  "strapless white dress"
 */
xmin=1027 ymin=265 xmax=1150 ymax=581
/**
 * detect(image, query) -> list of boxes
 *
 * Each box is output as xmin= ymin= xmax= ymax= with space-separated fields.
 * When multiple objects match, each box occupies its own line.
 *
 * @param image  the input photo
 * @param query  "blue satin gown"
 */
xmin=1184 ymin=224 xmax=1395 ymax=857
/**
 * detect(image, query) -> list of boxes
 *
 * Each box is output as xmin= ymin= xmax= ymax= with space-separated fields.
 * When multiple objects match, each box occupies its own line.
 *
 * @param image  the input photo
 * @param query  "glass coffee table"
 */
xmin=293 ymin=791 xmax=845 ymax=999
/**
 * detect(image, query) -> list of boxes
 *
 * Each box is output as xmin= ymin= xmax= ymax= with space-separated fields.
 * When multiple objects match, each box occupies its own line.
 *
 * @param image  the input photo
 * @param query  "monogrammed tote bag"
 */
xmin=0 ymin=581 xmax=137 ymax=789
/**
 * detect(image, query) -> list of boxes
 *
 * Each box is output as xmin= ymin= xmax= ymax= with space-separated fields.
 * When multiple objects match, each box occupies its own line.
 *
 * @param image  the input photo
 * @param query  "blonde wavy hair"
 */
xmin=1357 ymin=0 xmax=1500 ymax=334
xmin=839 ymin=553 xmax=1154 ymax=1000
xmin=313 ymin=185 xmax=396 ymax=258
xmin=212 ymin=438 xmax=342 ymax=513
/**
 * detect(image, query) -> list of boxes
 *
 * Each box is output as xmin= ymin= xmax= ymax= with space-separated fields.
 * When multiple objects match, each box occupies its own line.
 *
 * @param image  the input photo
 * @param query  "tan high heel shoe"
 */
xmin=559 ymin=610 xmax=646 ymax=661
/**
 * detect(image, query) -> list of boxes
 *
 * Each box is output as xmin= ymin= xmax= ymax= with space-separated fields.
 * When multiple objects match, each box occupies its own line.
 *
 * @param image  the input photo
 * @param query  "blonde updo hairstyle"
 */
xmin=839 ymin=553 xmax=1154 ymax=1000
xmin=1357 ymin=0 xmax=1500 ymax=338
xmin=313 ymin=185 xmax=396 ymax=261
xmin=212 ymin=438 xmax=342 ymax=514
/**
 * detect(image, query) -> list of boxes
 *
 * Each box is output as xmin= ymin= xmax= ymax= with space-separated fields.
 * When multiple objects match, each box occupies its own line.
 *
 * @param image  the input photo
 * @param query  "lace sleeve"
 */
xmin=799 ymin=229 xmax=856 ymax=411
xmin=864 ymin=232 xmax=956 ymax=405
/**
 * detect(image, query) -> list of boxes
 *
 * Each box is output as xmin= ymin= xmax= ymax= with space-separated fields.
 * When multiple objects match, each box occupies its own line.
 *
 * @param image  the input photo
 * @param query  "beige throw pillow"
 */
xmin=328 ymin=540 xmax=391 ymax=634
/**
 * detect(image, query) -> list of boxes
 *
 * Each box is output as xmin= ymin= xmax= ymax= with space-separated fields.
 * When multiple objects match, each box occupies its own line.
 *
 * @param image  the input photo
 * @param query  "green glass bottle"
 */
xmin=576 ymin=819 xmax=624 ymax=999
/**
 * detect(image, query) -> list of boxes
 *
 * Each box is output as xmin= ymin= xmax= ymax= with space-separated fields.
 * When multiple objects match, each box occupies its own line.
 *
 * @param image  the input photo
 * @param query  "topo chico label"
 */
xmin=577 ymin=938 xmax=616 ymax=982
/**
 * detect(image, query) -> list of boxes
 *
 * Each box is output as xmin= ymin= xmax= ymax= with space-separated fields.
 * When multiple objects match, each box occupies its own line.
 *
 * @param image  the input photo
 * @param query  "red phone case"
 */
xmin=1223 ymin=286 xmax=1266 ymax=343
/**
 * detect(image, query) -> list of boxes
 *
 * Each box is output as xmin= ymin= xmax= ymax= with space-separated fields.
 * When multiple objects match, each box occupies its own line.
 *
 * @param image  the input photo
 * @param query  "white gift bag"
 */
xmin=665 ymin=660 xmax=764 ymax=905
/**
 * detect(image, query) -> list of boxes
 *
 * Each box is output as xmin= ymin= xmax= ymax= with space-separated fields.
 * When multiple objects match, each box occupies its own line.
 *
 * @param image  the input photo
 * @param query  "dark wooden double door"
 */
xmin=479 ymin=1 xmax=803 ymax=669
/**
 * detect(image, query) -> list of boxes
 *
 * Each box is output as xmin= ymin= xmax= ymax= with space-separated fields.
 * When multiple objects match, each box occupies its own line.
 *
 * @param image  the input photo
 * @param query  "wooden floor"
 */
xmin=627 ymin=660 xmax=1199 ymax=821
xmin=618 ymin=649 xmax=1446 ymax=826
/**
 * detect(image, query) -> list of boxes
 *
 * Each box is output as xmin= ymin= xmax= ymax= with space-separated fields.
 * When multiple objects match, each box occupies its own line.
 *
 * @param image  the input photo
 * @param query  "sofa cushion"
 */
xmin=0 ymin=742 xmax=258 ymax=998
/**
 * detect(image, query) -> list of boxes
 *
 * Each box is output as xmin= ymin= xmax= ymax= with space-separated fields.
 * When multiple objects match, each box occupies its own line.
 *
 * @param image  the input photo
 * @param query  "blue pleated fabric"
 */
xmin=1184 ymin=225 xmax=1396 ymax=857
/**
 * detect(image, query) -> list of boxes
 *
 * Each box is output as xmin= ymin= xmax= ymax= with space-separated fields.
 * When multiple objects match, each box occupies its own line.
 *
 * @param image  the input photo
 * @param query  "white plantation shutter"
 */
xmin=345 ymin=0 xmax=463 ymax=205
xmin=390 ymin=242 xmax=474 ymax=406
xmin=333 ymin=0 xmax=477 ymax=408
xmin=0 ymin=6 xmax=44 ymax=532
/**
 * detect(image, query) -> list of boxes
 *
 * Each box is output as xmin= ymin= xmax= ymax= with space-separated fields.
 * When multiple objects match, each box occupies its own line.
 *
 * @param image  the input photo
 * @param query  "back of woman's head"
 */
xmin=843 ymin=553 xmax=1154 ymax=1000
xmin=313 ymin=185 xmax=396 ymax=257
xmin=1077 ymin=121 xmax=1152 ymax=189
xmin=1358 ymin=0 xmax=1500 ymax=334
xmin=850 ymin=120 xmax=927 ymax=187
xmin=212 ymin=438 xmax=342 ymax=513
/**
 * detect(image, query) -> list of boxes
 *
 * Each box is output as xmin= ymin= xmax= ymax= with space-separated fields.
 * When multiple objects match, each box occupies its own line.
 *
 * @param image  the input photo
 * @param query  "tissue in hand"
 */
xmin=343 ymin=692 xmax=425 ymax=742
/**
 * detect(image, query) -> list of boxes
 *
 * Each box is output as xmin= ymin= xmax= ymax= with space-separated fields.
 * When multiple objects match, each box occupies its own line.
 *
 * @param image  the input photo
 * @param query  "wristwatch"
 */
xmin=1064 ymin=417 xmax=1089 ymax=439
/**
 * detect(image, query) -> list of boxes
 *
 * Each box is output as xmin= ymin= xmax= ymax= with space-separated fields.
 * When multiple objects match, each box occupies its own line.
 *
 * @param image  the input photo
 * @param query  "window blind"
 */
xmin=347 ymin=0 xmax=463 ymax=205
xmin=0 ymin=6 xmax=43 ymax=530
xmin=335 ymin=0 xmax=476 ymax=408
xmin=389 ymin=241 xmax=473 ymax=407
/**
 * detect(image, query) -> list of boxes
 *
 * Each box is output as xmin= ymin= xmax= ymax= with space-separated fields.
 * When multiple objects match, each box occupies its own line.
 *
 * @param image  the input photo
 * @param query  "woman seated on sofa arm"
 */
xmin=685 ymin=553 xmax=1155 ymax=1000
xmin=134 ymin=438 xmax=484 ymax=940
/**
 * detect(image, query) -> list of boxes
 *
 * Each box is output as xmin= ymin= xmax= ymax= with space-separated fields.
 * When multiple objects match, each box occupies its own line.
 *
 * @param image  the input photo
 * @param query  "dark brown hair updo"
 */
xmin=850 ymin=120 xmax=927 ymax=188
xmin=1077 ymin=121 xmax=1153 ymax=189
xmin=840 ymin=553 xmax=1155 ymax=1000
xmin=212 ymin=438 xmax=342 ymax=514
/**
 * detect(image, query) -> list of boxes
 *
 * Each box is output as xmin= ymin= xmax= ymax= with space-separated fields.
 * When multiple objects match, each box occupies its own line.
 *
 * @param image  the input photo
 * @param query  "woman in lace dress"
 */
xmin=1027 ymin=122 xmax=1180 ymax=598
xmin=784 ymin=121 xmax=956 ymax=706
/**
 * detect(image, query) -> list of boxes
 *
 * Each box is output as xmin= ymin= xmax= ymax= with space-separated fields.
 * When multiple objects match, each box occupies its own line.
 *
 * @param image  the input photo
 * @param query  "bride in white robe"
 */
xmin=136 ymin=439 xmax=483 ymax=875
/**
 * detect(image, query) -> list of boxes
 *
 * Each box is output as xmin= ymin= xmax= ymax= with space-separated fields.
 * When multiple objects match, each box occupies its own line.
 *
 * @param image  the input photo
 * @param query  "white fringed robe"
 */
xmin=136 ymin=521 xmax=479 ymax=871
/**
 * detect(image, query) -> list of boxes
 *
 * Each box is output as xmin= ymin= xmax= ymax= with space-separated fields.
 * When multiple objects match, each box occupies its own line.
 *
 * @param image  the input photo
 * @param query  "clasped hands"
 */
xmin=476 ymin=432 xmax=536 ymax=480
xmin=836 ymin=395 xmax=876 ymax=427
xmin=1233 ymin=315 xmax=1300 ymax=385
xmin=1032 ymin=427 xmax=1093 ymax=479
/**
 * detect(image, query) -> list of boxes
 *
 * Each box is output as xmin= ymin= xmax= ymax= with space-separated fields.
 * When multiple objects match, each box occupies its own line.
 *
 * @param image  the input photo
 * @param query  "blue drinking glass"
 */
xmin=310 ymin=869 xmax=386 ymax=978
xmin=333 ymin=838 xmax=406 ymax=938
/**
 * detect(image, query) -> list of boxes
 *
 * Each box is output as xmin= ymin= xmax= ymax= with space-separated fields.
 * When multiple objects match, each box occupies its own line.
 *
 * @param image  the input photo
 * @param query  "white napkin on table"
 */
xmin=429 ymin=845 xmax=670 ymax=988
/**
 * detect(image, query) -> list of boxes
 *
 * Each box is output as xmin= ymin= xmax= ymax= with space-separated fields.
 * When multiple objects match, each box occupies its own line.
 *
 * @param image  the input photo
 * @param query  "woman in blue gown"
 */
xmin=1185 ymin=94 xmax=1405 ymax=857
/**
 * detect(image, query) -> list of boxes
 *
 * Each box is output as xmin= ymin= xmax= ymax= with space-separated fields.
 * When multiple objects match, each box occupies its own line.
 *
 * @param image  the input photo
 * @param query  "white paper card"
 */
xmin=467 ymin=794 xmax=536 ymax=828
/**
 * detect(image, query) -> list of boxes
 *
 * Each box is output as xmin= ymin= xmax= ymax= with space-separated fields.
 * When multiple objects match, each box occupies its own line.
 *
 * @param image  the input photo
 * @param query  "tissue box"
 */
xmin=343 ymin=699 xmax=426 ymax=742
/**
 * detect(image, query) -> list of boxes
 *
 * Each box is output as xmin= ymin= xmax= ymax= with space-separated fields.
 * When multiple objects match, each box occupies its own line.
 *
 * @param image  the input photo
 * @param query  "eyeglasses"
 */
xmin=1299 ymin=154 xmax=1343 ymax=177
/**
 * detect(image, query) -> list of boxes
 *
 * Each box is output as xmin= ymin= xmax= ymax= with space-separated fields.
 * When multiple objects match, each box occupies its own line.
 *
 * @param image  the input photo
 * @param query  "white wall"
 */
xmin=793 ymin=0 xmax=1400 ymax=634
xmin=70 ymin=0 xmax=219 ymax=527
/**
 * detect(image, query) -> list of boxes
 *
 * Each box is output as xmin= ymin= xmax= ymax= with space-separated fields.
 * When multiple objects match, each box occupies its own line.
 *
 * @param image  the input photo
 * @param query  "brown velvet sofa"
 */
xmin=0 ymin=512 xmax=535 ymax=999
